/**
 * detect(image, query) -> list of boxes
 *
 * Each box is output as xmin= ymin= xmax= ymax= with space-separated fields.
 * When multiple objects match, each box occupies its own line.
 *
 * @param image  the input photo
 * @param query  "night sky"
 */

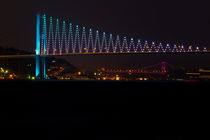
xmin=0 ymin=0 xmax=210 ymax=69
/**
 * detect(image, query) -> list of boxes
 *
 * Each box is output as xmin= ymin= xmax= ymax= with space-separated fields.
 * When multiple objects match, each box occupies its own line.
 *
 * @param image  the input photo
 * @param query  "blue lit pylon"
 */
xmin=35 ymin=13 xmax=41 ymax=79
xmin=36 ymin=13 xmax=47 ymax=79
xmin=36 ymin=14 xmax=41 ymax=55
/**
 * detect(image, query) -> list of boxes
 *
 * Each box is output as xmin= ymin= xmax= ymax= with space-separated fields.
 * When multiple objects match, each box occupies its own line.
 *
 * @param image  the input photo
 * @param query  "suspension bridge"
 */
xmin=106 ymin=62 xmax=174 ymax=74
xmin=0 ymin=12 xmax=209 ymax=79
xmin=34 ymin=13 xmax=210 ymax=79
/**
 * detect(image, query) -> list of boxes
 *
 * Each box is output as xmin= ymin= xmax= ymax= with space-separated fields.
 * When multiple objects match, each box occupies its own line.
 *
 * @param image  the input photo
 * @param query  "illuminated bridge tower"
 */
xmin=35 ymin=13 xmax=47 ymax=79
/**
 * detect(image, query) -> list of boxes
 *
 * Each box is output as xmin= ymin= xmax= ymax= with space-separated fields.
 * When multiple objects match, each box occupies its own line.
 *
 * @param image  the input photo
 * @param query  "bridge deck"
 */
xmin=0 ymin=50 xmax=209 ymax=58
xmin=43 ymin=50 xmax=210 ymax=56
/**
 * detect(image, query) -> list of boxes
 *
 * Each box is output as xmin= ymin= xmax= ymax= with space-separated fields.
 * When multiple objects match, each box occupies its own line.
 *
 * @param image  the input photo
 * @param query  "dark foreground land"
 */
xmin=1 ymin=80 xmax=207 ymax=140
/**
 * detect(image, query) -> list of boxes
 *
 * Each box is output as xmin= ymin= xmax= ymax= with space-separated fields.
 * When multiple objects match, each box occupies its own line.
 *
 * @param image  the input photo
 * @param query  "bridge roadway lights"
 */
xmin=35 ymin=55 xmax=40 ymax=79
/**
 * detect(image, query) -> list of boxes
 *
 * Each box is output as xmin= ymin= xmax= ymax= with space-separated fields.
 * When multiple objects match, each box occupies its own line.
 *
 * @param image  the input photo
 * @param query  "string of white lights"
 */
xmin=40 ymin=15 xmax=207 ymax=55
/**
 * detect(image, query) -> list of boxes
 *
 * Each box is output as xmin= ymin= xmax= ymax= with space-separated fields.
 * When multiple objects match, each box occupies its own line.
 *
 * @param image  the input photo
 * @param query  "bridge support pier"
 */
xmin=35 ymin=56 xmax=40 ymax=78
xmin=35 ymin=13 xmax=48 ymax=80
xmin=35 ymin=55 xmax=47 ymax=80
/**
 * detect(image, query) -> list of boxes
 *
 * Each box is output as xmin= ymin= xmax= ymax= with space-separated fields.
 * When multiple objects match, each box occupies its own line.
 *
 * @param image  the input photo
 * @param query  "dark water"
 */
xmin=2 ymin=80 xmax=206 ymax=139
xmin=63 ymin=53 xmax=210 ymax=70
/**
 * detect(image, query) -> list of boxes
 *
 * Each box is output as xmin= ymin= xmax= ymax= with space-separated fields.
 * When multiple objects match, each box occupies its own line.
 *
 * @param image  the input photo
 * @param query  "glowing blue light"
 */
xmin=35 ymin=14 xmax=41 ymax=78
xmin=36 ymin=14 xmax=41 ymax=55
xmin=35 ymin=56 xmax=40 ymax=78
